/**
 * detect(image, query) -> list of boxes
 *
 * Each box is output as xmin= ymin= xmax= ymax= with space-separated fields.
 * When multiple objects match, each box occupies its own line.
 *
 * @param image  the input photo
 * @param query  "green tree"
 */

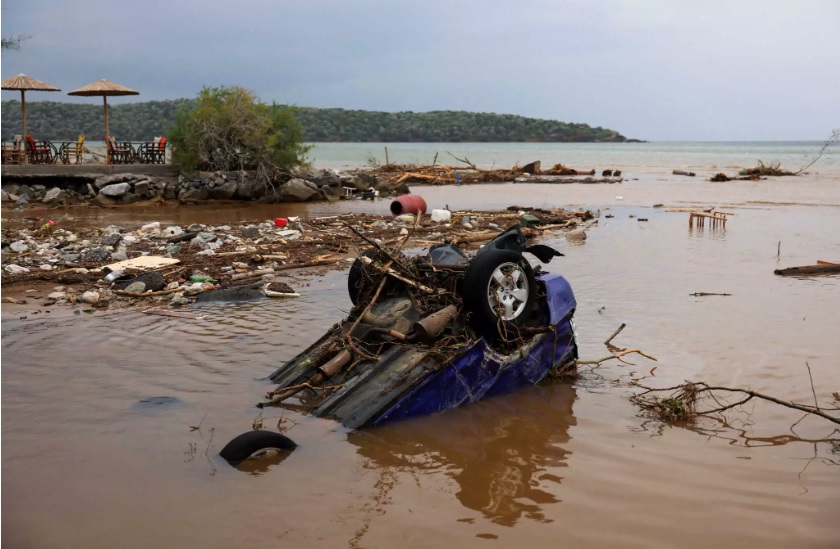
xmin=168 ymin=86 xmax=310 ymax=178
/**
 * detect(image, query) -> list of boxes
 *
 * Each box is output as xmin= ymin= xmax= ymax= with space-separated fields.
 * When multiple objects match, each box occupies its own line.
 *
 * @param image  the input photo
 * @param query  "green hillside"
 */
xmin=1 ymin=99 xmax=626 ymax=143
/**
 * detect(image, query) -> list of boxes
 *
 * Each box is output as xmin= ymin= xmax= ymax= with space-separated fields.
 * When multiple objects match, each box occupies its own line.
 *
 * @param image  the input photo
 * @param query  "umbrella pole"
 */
xmin=103 ymin=96 xmax=110 ymax=164
xmin=21 ymin=90 xmax=28 ymax=164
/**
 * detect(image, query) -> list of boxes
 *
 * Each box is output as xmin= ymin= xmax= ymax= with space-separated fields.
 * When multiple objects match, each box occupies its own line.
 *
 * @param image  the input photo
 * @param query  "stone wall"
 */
xmin=1 ymin=168 xmax=410 ymax=207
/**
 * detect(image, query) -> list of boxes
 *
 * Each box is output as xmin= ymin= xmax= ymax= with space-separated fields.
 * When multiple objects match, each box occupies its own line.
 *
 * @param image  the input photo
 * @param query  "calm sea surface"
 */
xmin=307 ymin=141 xmax=840 ymax=176
xmin=3 ymin=141 xmax=840 ymax=548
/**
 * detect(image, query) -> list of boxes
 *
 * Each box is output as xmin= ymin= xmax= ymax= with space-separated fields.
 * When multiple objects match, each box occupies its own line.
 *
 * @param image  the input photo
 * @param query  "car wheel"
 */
xmin=463 ymin=249 xmax=536 ymax=340
xmin=347 ymin=248 xmax=404 ymax=306
xmin=219 ymin=430 xmax=297 ymax=464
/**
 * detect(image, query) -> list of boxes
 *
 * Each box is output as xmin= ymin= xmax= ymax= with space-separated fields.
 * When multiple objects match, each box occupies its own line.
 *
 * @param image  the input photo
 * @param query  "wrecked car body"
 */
xmin=221 ymin=225 xmax=578 ymax=463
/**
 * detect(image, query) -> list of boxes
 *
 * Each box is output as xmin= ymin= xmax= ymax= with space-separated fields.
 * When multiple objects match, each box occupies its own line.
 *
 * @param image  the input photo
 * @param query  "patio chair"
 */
xmin=137 ymin=136 xmax=167 ymax=164
xmin=107 ymin=136 xmax=136 ymax=164
xmin=25 ymin=135 xmax=59 ymax=164
xmin=1 ymin=135 xmax=24 ymax=164
xmin=60 ymin=135 xmax=86 ymax=164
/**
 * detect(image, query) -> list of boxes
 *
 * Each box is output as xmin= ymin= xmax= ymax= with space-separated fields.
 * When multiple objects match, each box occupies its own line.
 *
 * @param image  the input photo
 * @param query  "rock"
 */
xmin=164 ymin=181 xmax=179 ymax=200
xmin=139 ymin=222 xmax=160 ymax=233
xmin=81 ymin=291 xmax=100 ymax=304
xmin=187 ymin=223 xmax=203 ymax=232
xmin=47 ymin=291 xmax=66 ymax=299
xmin=110 ymin=249 xmax=128 ymax=262
xmin=209 ymin=180 xmax=238 ymax=200
xmin=566 ymin=228 xmax=587 ymax=241
xmin=124 ymin=281 xmax=147 ymax=293
xmin=4 ymin=264 xmax=30 ymax=274
xmin=121 ymin=192 xmax=142 ymax=205
xmin=166 ymin=281 xmax=181 ymax=291
xmin=100 ymin=182 xmax=130 ymax=197
xmin=60 ymin=253 xmax=80 ymax=263
xmin=164 ymin=226 xmax=183 ymax=236
xmin=2 ymin=297 xmax=19 ymax=304
xmin=94 ymin=174 xmax=131 ymax=190
xmin=92 ymin=194 xmax=117 ymax=207
xmin=133 ymin=180 xmax=151 ymax=196
xmin=234 ymin=177 xmax=267 ymax=200
xmin=242 ymin=227 xmax=260 ymax=238
xmin=42 ymin=187 xmax=66 ymax=204
xmin=2 ymin=189 xmax=12 ymax=202
xmin=82 ymin=248 xmax=111 ymax=262
xmin=183 ymin=283 xmax=206 ymax=296
xmin=15 ymin=194 xmax=30 ymax=206
xmin=179 ymin=187 xmax=209 ymax=201
xmin=101 ymin=233 xmax=122 ymax=247
xmin=39 ymin=264 xmax=54 ymax=271
xmin=277 ymin=178 xmax=320 ymax=202
xmin=169 ymin=293 xmax=191 ymax=307
xmin=197 ymin=231 xmax=216 ymax=241
xmin=196 ymin=249 xmax=215 ymax=256
xmin=122 ymin=234 xmax=137 ymax=244
xmin=127 ymin=272 xmax=165 ymax=292
xmin=351 ymin=173 xmax=378 ymax=191
xmin=10 ymin=240 xmax=28 ymax=253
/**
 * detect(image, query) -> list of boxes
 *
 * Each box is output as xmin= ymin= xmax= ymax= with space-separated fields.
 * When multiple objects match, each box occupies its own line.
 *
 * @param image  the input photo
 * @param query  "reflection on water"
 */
xmin=349 ymin=383 xmax=576 ymax=527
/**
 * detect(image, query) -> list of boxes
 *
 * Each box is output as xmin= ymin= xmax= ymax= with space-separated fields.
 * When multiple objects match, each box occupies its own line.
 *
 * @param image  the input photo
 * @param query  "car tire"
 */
xmin=463 ymin=249 xmax=536 ymax=341
xmin=347 ymin=248 xmax=404 ymax=306
xmin=219 ymin=430 xmax=297 ymax=464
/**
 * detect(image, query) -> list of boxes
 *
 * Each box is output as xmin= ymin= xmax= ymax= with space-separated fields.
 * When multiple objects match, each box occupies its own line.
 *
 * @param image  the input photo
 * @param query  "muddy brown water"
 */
xmin=3 ymin=176 xmax=840 ymax=548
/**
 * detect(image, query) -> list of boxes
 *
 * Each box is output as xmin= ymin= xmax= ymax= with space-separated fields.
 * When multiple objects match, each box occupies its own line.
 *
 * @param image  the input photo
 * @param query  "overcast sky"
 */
xmin=2 ymin=0 xmax=838 ymax=140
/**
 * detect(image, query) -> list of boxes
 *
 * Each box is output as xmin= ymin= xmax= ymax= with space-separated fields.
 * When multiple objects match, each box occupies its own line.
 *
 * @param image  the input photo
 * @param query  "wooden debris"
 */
xmin=774 ymin=263 xmax=840 ymax=276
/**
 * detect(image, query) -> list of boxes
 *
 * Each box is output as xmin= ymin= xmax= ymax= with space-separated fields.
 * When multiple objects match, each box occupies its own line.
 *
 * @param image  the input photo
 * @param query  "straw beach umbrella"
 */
xmin=1 ymin=74 xmax=61 ymax=142
xmin=67 ymin=79 xmax=139 ymax=139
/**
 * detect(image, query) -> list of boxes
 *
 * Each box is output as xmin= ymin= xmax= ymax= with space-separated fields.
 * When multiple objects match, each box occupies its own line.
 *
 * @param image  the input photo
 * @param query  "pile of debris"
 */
xmin=1 ymin=206 xmax=594 ymax=312
xmin=365 ymin=159 xmax=623 ymax=187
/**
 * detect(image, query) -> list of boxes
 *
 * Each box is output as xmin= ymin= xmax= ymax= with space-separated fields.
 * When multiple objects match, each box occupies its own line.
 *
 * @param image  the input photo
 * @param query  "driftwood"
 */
xmin=775 ymin=263 xmax=840 ymax=276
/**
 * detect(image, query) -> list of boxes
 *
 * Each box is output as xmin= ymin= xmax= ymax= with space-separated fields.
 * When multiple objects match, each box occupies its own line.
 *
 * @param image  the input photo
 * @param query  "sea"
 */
xmin=306 ymin=140 xmax=840 ymax=176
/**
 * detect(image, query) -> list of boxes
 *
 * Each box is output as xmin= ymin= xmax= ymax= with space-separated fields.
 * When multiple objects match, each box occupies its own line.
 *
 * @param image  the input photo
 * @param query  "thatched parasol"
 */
xmin=1 ymin=74 xmax=61 ymax=143
xmin=67 ymin=79 xmax=139 ymax=139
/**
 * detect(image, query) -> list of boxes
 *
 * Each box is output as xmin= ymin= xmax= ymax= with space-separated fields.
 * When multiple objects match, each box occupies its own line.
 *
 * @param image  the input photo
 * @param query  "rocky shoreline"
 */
xmin=0 ymin=167 xmax=408 ymax=209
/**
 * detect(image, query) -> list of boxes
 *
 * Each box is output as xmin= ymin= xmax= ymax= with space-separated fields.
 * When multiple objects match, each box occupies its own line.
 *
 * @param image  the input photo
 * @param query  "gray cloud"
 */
xmin=2 ymin=0 xmax=838 ymax=140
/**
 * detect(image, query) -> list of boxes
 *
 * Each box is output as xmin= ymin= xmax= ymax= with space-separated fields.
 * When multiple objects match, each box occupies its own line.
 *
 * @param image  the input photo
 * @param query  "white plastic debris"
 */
xmin=430 ymin=209 xmax=452 ymax=222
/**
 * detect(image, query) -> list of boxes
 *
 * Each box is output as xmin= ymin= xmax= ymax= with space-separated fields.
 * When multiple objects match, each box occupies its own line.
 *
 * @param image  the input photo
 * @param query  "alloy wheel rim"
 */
xmin=486 ymin=262 xmax=529 ymax=320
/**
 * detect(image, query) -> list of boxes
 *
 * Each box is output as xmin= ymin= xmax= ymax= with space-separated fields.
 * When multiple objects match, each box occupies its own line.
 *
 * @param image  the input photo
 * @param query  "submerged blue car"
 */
xmin=220 ymin=226 xmax=578 ymax=463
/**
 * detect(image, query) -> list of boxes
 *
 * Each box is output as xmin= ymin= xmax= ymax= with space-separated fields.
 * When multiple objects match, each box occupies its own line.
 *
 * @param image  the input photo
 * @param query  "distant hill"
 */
xmin=1 ymin=99 xmax=627 ymax=143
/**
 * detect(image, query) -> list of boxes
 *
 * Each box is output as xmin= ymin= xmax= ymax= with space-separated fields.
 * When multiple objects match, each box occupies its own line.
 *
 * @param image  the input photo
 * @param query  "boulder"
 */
xmin=100 ymin=182 xmax=130 ymax=197
xmin=133 ymin=180 xmax=151 ymax=196
xmin=94 ymin=174 xmax=132 ymax=190
xmin=179 ymin=187 xmax=209 ymax=201
xmin=277 ymin=178 xmax=320 ymax=202
xmin=1 ymin=190 xmax=11 ymax=202
xmin=234 ymin=177 xmax=267 ymax=200
xmin=209 ymin=180 xmax=238 ymax=200
xmin=92 ymin=194 xmax=117 ymax=207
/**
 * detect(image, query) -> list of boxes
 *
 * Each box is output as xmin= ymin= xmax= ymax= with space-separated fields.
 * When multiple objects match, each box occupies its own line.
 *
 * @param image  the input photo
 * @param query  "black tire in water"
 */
xmin=219 ymin=430 xmax=297 ymax=464
xmin=462 ymin=249 xmax=536 ymax=341
xmin=347 ymin=248 xmax=404 ymax=306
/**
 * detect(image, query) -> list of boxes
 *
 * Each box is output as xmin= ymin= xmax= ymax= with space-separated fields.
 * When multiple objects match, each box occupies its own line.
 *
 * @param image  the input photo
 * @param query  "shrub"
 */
xmin=169 ymin=86 xmax=310 ymax=178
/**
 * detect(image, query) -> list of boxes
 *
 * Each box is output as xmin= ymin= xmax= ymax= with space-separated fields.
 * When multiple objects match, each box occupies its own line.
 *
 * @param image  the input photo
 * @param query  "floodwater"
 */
xmin=3 ymin=175 xmax=840 ymax=548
